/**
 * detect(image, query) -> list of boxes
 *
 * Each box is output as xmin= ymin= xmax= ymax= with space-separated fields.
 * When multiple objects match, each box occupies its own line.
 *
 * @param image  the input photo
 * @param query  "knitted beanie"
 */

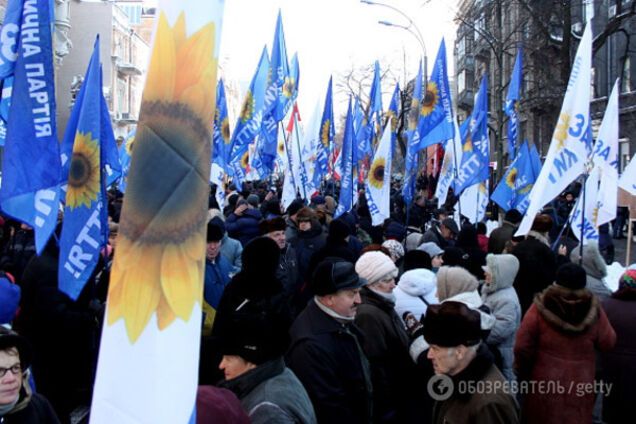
xmin=355 ymin=251 xmax=397 ymax=285
xmin=436 ymin=266 xmax=479 ymax=301
xmin=382 ymin=239 xmax=405 ymax=262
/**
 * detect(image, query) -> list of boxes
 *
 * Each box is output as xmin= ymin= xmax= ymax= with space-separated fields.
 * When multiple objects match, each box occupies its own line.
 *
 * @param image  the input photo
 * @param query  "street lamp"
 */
xmin=361 ymin=0 xmax=428 ymax=81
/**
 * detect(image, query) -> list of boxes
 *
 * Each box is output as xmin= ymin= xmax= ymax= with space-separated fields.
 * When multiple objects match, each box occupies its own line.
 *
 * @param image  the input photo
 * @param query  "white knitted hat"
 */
xmin=355 ymin=251 xmax=398 ymax=285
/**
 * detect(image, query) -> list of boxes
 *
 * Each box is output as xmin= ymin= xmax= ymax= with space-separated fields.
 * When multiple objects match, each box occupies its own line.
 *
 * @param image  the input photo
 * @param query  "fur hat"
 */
xmin=296 ymin=207 xmax=316 ymax=222
xmin=259 ymin=216 xmax=287 ymax=235
xmin=196 ymin=387 xmax=250 ymax=424
xmin=0 ymin=327 xmax=32 ymax=369
xmin=436 ymin=266 xmax=479 ymax=301
xmin=531 ymin=214 xmax=553 ymax=233
xmin=403 ymin=250 xmax=432 ymax=272
xmin=311 ymin=259 xmax=367 ymax=296
xmin=504 ymin=209 xmax=523 ymax=224
xmin=286 ymin=199 xmax=304 ymax=217
xmin=384 ymin=221 xmax=406 ymax=241
xmin=382 ymin=239 xmax=405 ymax=262
xmin=355 ymin=251 xmax=398 ymax=285
xmin=328 ymin=219 xmax=351 ymax=242
xmin=555 ymin=263 xmax=587 ymax=290
xmin=207 ymin=219 xmax=225 ymax=243
xmin=241 ymin=237 xmax=280 ymax=277
xmin=423 ymin=301 xmax=482 ymax=347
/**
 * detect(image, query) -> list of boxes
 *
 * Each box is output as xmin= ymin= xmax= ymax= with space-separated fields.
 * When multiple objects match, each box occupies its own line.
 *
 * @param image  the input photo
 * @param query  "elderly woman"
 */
xmin=0 ymin=327 xmax=59 ymax=423
xmin=355 ymin=251 xmax=421 ymax=423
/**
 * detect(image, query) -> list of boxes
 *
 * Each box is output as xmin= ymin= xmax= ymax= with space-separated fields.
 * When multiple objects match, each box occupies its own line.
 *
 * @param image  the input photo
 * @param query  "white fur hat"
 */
xmin=355 ymin=251 xmax=398 ymax=285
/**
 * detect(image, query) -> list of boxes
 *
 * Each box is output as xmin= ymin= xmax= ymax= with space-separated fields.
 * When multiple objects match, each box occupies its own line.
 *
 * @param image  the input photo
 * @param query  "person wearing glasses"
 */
xmin=0 ymin=327 xmax=59 ymax=423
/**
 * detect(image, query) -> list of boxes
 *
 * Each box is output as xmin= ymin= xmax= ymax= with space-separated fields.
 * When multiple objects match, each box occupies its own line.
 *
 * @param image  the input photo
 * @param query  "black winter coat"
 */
xmin=511 ymin=237 xmax=557 ymax=315
xmin=2 ymin=391 xmax=60 ymax=424
xmin=287 ymin=301 xmax=373 ymax=424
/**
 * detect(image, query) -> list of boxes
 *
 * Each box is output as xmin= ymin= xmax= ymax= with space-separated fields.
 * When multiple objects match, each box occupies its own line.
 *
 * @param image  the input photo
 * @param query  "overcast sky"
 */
xmin=216 ymin=0 xmax=458 ymax=121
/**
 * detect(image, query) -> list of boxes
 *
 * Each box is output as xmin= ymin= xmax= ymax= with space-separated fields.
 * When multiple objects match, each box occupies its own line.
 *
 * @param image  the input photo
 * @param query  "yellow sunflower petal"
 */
xmin=112 ymin=236 xmax=142 ymax=271
xmin=145 ymin=12 xmax=176 ymax=103
xmin=172 ymin=12 xmax=187 ymax=52
xmin=160 ymin=243 xmax=199 ymax=321
xmin=120 ymin=244 xmax=163 ymax=342
xmin=106 ymin=276 xmax=124 ymax=325
xmin=174 ymin=22 xmax=215 ymax=101
xmin=156 ymin=294 xmax=176 ymax=330
xmin=183 ymin=231 xmax=205 ymax=261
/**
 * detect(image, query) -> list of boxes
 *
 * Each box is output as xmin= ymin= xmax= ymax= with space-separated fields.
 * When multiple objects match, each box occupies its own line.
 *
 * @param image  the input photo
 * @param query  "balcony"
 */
xmin=456 ymin=54 xmax=475 ymax=72
xmin=457 ymin=88 xmax=474 ymax=111
xmin=116 ymin=60 xmax=143 ymax=76
xmin=115 ymin=112 xmax=137 ymax=124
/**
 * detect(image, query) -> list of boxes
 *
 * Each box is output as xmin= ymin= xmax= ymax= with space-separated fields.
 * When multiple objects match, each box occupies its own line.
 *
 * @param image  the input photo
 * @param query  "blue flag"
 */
xmin=454 ymin=75 xmax=489 ymax=194
xmin=491 ymin=140 xmax=540 ymax=214
xmin=402 ymin=61 xmax=423 ymax=206
xmin=0 ymin=77 xmax=13 ymax=146
xmin=417 ymin=39 xmax=454 ymax=150
xmin=229 ymin=46 xmax=270 ymax=184
xmin=118 ymin=129 xmax=135 ymax=193
xmin=270 ymin=10 xmax=291 ymax=121
xmin=212 ymin=78 xmax=230 ymax=169
xmin=335 ymin=99 xmax=354 ymax=219
xmin=387 ymin=82 xmax=400 ymax=151
xmin=0 ymin=0 xmax=60 ymax=254
xmin=59 ymin=37 xmax=118 ymax=300
xmin=368 ymin=60 xmax=384 ymax=149
xmin=0 ymin=0 xmax=23 ymax=79
xmin=505 ymin=47 xmax=522 ymax=159
xmin=314 ymin=76 xmax=333 ymax=188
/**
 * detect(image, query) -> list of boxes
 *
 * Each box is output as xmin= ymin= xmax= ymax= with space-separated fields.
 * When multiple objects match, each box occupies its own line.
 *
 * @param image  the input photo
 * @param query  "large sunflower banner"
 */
xmin=365 ymin=124 xmax=392 ymax=226
xmin=91 ymin=1 xmax=225 ymax=423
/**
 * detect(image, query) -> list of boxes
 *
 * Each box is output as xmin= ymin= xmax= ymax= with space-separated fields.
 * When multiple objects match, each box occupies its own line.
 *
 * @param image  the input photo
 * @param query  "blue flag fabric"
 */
xmin=505 ymin=47 xmax=522 ymax=159
xmin=417 ymin=39 xmax=454 ymax=150
xmin=0 ymin=0 xmax=23 ymax=79
xmin=0 ymin=77 xmax=14 ymax=146
xmin=368 ymin=60 xmax=384 ymax=149
xmin=59 ymin=37 xmax=118 ymax=300
xmin=212 ymin=78 xmax=230 ymax=169
xmin=454 ymin=75 xmax=489 ymax=194
xmin=490 ymin=140 xmax=541 ymax=214
xmin=335 ymin=99 xmax=355 ymax=219
xmin=118 ymin=129 xmax=135 ymax=193
xmin=314 ymin=76 xmax=333 ymax=188
xmin=402 ymin=61 xmax=423 ymax=206
xmin=229 ymin=47 xmax=270 ymax=184
xmin=270 ymin=10 xmax=291 ymax=121
xmin=387 ymin=82 xmax=400 ymax=151
xmin=0 ymin=0 xmax=60 ymax=254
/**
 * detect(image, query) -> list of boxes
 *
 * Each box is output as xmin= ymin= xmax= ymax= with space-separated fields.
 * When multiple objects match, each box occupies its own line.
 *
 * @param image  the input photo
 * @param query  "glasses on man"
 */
xmin=0 ymin=364 xmax=22 ymax=378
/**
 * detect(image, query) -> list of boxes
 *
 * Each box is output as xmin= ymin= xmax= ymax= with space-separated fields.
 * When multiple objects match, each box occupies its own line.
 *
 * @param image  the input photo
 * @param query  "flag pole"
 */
xmin=627 ymin=216 xmax=633 ymax=265
xmin=450 ymin=131 xmax=463 ymax=219
xmin=551 ymin=195 xmax=581 ymax=251
xmin=578 ymin=171 xmax=588 ymax=265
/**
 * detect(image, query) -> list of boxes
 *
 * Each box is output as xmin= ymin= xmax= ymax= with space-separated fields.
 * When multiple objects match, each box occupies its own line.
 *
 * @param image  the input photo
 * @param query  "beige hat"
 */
xmin=355 ymin=251 xmax=398 ymax=285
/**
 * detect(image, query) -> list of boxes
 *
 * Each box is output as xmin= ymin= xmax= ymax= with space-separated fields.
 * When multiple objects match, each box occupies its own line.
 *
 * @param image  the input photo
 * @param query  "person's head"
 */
xmin=108 ymin=222 xmax=119 ymax=248
xmin=418 ymin=242 xmax=444 ymax=269
xmin=206 ymin=220 xmax=225 ymax=261
xmin=415 ymin=194 xmax=426 ymax=207
xmin=312 ymin=259 xmax=366 ymax=318
xmin=381 ymin=239 xmax=405 ymax=263
xmin=482 ymin=254 xmax=520 ymax=292
xmin=476 ymin=222 xmax=487 ymax=236
xmin=503 ymin=209 xmax=523 ymax=225
xmin=0 ymin=328 xmax=31 ymax=406
xmin=565 ymin=192 xmax=574 ymax=202
xmin=218 ymin=355 xmax=256 ymax=380
xmin=402 ymin=250 xmax=432 ymax=272
xmin=328 ymin=219 xmax=351 ymax=244
xmin=296 ymin=207 xmax=315 ymax=232
xmin=246 ymin=194 xmax=260 ymax=209
xmin=259 ymin=217 xmax=287 ymax=250
xmin=286 ymin=199 xmax=304 ymax=223
xmin=196 ymin=386 xmax=250 ymax=424
xmin=434 ymin=208 xmax=448 ymax=222
xmin=355 ymin=251 xmax=398 ymax=294
xmin=554 ymin=262 xmax=587 ymax=290
xmin=440 ymin=218 xmax=459 ymax=240
xmin=423 ymin=301 xmax=482 ymax=375
xmin=530 ymin=214 xmax=553 ymax=235
xmin=435 ymin=266 xmax=479 ymax=301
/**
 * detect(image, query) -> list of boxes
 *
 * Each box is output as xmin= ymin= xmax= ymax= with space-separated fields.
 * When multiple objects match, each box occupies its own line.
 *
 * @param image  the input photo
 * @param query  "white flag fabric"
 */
xmin=516 ymin=24 xmax=593 ymax=236
xmin=299 ymin=99 xmax=323 ymax=197
xmin=365 ymin=125 xmax=392 ymax=226
xmin=282 ymin=118 xmax=304 ymax=209
xmin=619 ymin=154 xmax=636 ymax=196
xmin=435 ymin=116 xmax=462 ymax=208
xmin=459 ymin=180 xmax=489 ymax=224
xmin=594 ymin=79 xmax=620 ymax=226
xmin=569 ymin=167 xmax=600 ymax=243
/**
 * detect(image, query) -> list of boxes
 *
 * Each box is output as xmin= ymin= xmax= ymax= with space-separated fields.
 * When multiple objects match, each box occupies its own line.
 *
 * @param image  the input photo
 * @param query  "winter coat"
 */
xmin=286 ymin=300 xmax=373 ymax=424
xmin=285 ymin=216 xmax=299 ymax=242
xmin=511 ymin=235 xmax=557 ymax=315
xmin=432 ymin=344 xmax=519 ymax=424
xmin=514 ymin=285 xmax=616 ymax=424
xmin=394 ymin=268 xmax=437 ymax=323
xmin=226 ymin=208 xmax=263 ymax=246
xmin=569 ymin=242 xmax=612 ymax=301
xmin=202 ymin=254 xmax=234 ymax=334
xmin=488 ymin=221 xmax=517 ymax=254
xmin=220 ymin=234 xmax=243 ymax=272
xmin=277 ymin=244 xmax=301 ymax=300
xmin=289 ymin=222 xmax=326 ymax=283
xmin=220 ymin=358 xmax=317 ymax=424
xmin=481 ymin=255 xmax=521 ymax=382
xmin=421 ymin=225 xmax=449 ymax=249
xmin=601 ymin=288 xmax=636 ymax=424
xmin=355 ymin=287 xmax=422 ymax=423
xmin=1 ymin=386 xmax=60 ymax=424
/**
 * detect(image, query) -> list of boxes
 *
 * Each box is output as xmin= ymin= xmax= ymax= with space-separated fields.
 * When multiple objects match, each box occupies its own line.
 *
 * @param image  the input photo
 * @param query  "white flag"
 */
xmin=569 ymin=166 xmax=600 ymax=244
xmin=365 ymin=126 xmax=392 ymax=226
xmin=435 ymin=116 xmax=463 ymax=208
xmin=619 ymin=154 xmax=636 ymax=196
xmin=516 ymin=24 xmax=593 ymax=236
xmin=594 ymin=79 xmax=620 ymax=226
xmin=459 ymin=180 xmax=489 ymax=224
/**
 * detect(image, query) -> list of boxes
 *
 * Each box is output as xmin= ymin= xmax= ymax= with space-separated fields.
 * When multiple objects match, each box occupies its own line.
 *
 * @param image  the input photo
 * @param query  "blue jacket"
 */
xmin=226 ymin=209 xmax=263 ymax=247
xmin=220 ymin=234 xmax=243 ymax=272
xmin=202 ymin=255 xmax=233 ymax=334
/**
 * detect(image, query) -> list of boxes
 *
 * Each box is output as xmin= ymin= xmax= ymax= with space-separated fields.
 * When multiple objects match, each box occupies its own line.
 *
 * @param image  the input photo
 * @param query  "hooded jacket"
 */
xmin=394 ymin=269 xmax=438 ymax=323
xmin=1 ymin=374 xmax=60 ymax=423
xmin=481 ymin=254 xmax=521 ymax=382
xmin=569 ymin=242 xmax=612 ymax=301
xmin=514 ymin=285 xmax=616 ymax=424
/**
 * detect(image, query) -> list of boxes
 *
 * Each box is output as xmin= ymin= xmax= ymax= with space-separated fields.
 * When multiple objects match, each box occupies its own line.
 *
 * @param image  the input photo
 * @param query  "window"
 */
xmin=458 ymin=70 xmax=466 ymax=93
xmin=457 ymin=37 xmax=466 ymax=58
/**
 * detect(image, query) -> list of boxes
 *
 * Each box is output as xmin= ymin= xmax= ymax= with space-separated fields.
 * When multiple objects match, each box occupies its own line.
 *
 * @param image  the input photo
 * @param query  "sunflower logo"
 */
xmin=369 ymin=157 xmax=386 ymax=189
xmin=221 ymin=117 xmax=230 ymax=144
xmin=505 ymin=168 xmax=518 ymax=188
xmin=386 ymin=110 xmax=398 ymax=132
xmin=518 ymin=183 xmax=533 ymax=195
xmin=125 ymin=134 xmax=135 ymax=156
xmin=107 ymin=12 xmax=218 ymax=343
xmin=240 ymin=150 xmax=250 ymax=170
xmin=321 ymin=120 xmax=331 ymax=148
xmin=554 ymin=112 xmax=570 ymax=150
xmin=283 ymin=76 xmax=296 ymax=98
xmin=277 ymin=139 xmax=286 ymax=155
xmin=240 ymin=91 xmax=254 ymax=123
xmin=463 ymin=135 xmax=473 ymax=152
xmin=421 ymin=82 xmax=439 ymax=117
xmin=66 ymin=132 xmax=100 ymax=210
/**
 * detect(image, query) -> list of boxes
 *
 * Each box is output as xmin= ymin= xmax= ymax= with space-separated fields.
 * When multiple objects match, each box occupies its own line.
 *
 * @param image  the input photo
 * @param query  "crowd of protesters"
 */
xmin=0 ymin=176 xmax=634 ymax=424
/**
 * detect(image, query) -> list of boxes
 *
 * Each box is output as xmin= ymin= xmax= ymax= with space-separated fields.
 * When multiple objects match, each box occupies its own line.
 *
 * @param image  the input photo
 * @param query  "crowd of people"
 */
xmin=0 ymin=178 xmax=634 ymax=424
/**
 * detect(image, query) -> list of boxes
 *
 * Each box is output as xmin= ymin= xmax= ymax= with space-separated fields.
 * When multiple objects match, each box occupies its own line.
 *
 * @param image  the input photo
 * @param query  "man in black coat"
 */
xmin=287 ymin=259 xmax=373 ymax=424
xmin=488 ymin=209 xmax=522 ymax=254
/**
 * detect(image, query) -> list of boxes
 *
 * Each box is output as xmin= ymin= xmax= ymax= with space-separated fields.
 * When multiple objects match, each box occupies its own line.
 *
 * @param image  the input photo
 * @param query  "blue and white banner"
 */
xmin=365 ymin=125 xmax=392 ymax=226
xmin=619 ymin=154 xmax=636 ymax=196
xmin=435 ymin=115 xmax=462 ymax=208
xmin=335 ymin=99 xmax=354 ymax=219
